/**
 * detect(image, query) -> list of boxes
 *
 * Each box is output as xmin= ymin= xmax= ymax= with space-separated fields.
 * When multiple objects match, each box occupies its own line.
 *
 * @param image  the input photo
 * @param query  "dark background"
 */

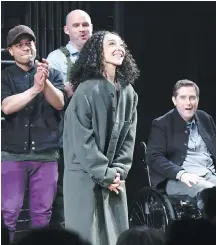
xmin=2 ymin=1 xmax=216 ymax=208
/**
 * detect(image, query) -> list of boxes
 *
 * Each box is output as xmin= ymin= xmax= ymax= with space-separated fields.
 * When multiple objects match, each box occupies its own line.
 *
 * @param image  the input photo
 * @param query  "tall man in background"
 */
xmin=47 ymin=9 xmax=93 ymax=226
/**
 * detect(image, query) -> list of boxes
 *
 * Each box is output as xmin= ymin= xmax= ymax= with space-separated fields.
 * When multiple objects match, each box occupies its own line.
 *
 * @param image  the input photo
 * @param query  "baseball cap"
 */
xmin=7 ymin=25 xmax=36 ymax=47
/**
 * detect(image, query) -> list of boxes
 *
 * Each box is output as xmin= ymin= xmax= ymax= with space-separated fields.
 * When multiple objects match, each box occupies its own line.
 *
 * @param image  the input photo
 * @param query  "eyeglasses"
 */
xmin=14 ymin=41 xmax=34 ymax=49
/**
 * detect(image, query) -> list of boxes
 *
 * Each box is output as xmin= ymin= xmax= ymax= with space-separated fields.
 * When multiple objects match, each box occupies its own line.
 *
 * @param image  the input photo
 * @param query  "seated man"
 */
xmin=146 ymin=79 xmax=216 ymax=200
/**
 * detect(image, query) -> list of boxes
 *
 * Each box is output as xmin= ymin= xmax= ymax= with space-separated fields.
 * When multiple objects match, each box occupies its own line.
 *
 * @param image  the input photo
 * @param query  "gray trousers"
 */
xmin=166 ymin=171 xmax=216 ymax=198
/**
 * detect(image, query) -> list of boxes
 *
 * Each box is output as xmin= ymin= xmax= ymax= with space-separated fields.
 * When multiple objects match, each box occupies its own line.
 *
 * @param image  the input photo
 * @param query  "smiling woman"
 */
xmin=70 ymin=30 xmax=140 ymax=89
xmin=103 ymin=33 xmax=125 ymax=65
xmin=63 ymin=30 xmax=140 ymax=245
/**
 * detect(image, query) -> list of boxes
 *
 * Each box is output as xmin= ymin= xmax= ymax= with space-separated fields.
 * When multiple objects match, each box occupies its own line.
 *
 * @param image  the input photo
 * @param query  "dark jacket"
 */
xmin=1 ymin=64 xmax=67 ymax=154
xmin=146 ymin=108 xmax=216 ymax=188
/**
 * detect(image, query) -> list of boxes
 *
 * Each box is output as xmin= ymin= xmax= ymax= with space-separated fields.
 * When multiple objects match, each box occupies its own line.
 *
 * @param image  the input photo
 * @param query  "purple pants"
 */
xmin=1 ymin=161 xmax=58 ymax=241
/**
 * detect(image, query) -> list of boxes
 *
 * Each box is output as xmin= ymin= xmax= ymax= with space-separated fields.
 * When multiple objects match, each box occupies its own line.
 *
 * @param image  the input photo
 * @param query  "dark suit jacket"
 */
xmin=146 ymin=108 xmax=216 ymax=188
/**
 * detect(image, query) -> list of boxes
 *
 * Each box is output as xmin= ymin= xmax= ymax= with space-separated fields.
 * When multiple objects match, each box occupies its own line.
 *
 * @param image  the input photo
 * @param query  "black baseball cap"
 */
xmin=7 ymin=25 xmax=36 ymax=47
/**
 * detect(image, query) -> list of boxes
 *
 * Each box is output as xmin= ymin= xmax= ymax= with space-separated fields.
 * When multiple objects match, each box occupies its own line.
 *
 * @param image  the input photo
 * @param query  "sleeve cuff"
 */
xmin=176 ymin=170 xmax=186 ymax=180
xmin=92 ymin=168 xmax=117 ymax=188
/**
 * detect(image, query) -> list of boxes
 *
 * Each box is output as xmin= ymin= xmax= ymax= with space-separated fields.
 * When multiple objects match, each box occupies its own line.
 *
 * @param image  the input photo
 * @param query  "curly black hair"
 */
xmin=69 ymin=30 xmax=140 ymax=89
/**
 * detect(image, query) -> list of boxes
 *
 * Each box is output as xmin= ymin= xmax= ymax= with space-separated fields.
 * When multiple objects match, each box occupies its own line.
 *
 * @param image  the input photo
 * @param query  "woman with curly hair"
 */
xmin=63 ymin=30 xmax=140 ymax=245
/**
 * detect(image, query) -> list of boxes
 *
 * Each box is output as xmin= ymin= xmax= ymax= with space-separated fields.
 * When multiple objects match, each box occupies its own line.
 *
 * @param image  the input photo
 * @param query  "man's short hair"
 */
xmin=173 ymin=79 xmax=200 ymax=98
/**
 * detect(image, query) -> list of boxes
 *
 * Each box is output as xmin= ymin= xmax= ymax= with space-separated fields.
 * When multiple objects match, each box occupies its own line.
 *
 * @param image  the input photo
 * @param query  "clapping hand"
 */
xmin=35 ymin=58 xmax=49 ymax=80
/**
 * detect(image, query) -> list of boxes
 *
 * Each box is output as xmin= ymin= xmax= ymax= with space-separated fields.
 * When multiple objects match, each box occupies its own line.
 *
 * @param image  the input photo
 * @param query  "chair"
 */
xmin=129 ymin=142 xmax=201 ymax=232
